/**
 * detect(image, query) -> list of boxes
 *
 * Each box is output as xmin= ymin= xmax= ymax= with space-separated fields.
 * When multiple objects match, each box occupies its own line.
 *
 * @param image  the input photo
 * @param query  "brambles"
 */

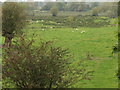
xmin=3 ymin=36 xmax=93 ymax=88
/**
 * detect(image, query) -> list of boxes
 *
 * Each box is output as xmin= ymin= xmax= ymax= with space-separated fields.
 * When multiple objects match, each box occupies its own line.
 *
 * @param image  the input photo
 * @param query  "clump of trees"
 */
xmin=91 ymin=2 xmax=118 ymax=17
xmin=42 ymin=2 xmax=65 ymax=11
xmin=2 ymin=2 xmax=27 ymax=47
xmin=67 ymin=16 xmax=77 ymax=28
xmin=64 ymin=2 xmax=90 ymax=12
xmin=41 ymin=2 xmax=54 ymax=11
xmin=50 ymin=6 xmax=58 ymax=16
xmin=92 ymin=7 xmax=99 ymax=16
xmin=3 ymin=36 xmax=93 ymax=88
xmin=42 ymin=2 xmax=99 ymax=12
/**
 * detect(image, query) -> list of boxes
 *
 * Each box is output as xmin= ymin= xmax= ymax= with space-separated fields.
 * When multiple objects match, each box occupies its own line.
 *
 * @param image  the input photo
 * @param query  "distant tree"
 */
xmin=50 ymin=6 xmax=58 ymax=16
xmin=68 ymin=3 xmax=79 ymax=11
xmin=55 ymin=2 xmax=65 ymax=11
xmin=67 ymin=16 xmax=77 ymax=28
xmin=96 ymin=2 xmax=117 ymax=17
xmin=77 ymin=2 xmax=88 ymax=12
xmin=42 ymin=2 xmax=54 ymax=11
xmin=92 ymin=7 xmax=99 ymax=16
xmin=91 ymin=2 xmax=99 ymax=8
xmin=65 ymin=2 xmax=88 ymax=12
xmin=2 ymin=2 xmax=26 ymax=47
xmin=42 ymin=2 xmax=66 ymax=11
xmin=107 ymin=10 xmax=117 ymax=18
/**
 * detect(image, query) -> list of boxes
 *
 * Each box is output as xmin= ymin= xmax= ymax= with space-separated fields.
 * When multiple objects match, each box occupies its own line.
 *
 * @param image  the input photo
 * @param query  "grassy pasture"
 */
xmin=23 ymin=23 xmax=118 ymax=88
xmin=2 ymin=15 xmax=118 ymax=88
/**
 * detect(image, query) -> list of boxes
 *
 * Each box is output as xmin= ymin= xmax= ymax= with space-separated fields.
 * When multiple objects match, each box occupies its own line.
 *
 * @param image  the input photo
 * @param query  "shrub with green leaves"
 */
xmin=50 ymin=6 xmax=58 ymax=17
xmin=2 ymin=2 xmax=27 ymax=47
xmin=3 ymin=36 xmax=93 ymax=88
xmin=66 ymin=16 xmax=77 ymax=28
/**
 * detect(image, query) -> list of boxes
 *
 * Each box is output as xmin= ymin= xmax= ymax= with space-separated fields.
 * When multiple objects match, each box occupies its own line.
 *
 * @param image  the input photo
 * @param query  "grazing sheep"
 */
xmin=42 ymin=29 xmax=45 ymax=31
xmin=36 ymin=21 xmax=39 ymax=23
xmin=81 ymin=30 xmax=85 ymax=33
xmin=75 ymin=28 xmax=78 ymax=31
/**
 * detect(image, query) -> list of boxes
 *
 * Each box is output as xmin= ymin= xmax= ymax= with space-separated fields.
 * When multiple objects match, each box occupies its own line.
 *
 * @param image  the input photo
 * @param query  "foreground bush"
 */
xmin=3 ymin=36 xmax=93 ymax=88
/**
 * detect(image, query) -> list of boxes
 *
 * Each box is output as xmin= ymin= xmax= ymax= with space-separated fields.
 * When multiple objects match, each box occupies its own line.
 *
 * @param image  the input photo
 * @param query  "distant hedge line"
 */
xmin=28 ymin=15 xmax=115 ymax=28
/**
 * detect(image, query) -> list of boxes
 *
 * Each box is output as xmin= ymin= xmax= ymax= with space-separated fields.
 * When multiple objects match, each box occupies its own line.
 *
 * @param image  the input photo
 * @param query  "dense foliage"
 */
xmin=117 ymin=2 xmax=120 ymax=80
xmin=25 ymin=2 xmax=118 ymax=19
xmin=3 ymin=36 xmax=93 ymax=88
xmin=41 ymin=2 xmax=98 ymax=12
xmin=30 ymin=16 xmax=112 ymax=28
xmin=50 ymin=6 xmax=58 ymax=16
xmin=2 ymin=2 xmax=26 ymax=47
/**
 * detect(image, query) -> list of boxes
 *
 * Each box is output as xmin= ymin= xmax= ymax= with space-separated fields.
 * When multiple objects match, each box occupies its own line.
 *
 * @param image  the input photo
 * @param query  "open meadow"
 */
xmin=20 ymin=18 xmax=118 ymax=88
xmin=2 ymin=2 xmax=119 ymax=88
xmin=2 ymin=15 xmax=118 ymax=88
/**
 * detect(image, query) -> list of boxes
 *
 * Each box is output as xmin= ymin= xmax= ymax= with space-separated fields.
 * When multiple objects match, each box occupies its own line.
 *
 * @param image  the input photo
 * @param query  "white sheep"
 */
xmin=81 ymin=30 xmax=85 ymax=33
xmin=36 ymin=21 xmax=39 ymax=23
xmin=42 ymin=29 xmax=45 ymax=31
xmin=75 ymin=28 xmax=78 ymax=31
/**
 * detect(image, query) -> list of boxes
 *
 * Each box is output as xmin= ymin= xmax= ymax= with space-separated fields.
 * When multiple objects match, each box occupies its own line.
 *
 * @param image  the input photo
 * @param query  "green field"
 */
xmin=1 ymin=2 xmax=119 ymax=88
xmin=22 ymin=23 xmax=118 ymax=88
xmin=2 ymin=15 xmax=118 ymax=88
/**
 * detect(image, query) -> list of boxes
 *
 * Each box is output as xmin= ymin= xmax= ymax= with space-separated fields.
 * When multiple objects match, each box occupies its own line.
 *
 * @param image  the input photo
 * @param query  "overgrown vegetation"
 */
xmin=2 ymin=36 xmax=93 ymax=88
xmin=2 ymin=2 xmax=27 ymax=47
xmin=2 ymin=1 xmax=118 ymax=88
xmin=30 ymin=16 xmax=114 ymax=28
xmin=50 ymin=6 xmax=58 ymax=16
